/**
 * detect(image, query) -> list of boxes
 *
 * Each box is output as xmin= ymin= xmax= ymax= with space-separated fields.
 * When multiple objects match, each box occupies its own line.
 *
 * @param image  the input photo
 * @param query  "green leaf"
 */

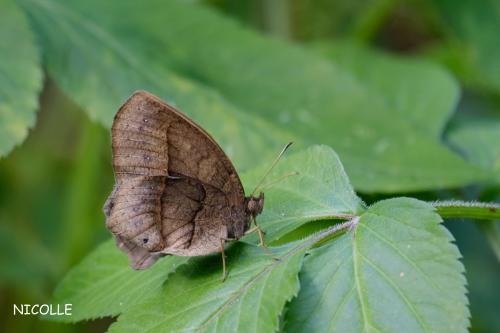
xmin=49 ymin=147 xmax=471 ymax=330
xmin=286 ymin=198 xmax=469 ymax=333
xmin=288 ymin=0 xmax=394 ymax=41
xmin=0 ymin=222 xmax=55 ymax=291
xmin=432 ymin=200 xmax=500 ymax=262
xmin=432 ymin=0 xmax=500 ymax=94
xmin=445 ymin=113 xmax=500 ymax=261
xmin=121 ymin=1 xmax=481 ymax=192
xmin=314 ymin=40 xmax=459 ymax=136
xmin=20 ymin=0 xmax=483 ymax=192
xmin=0 ymin=0 xmax=42 ymax=157
xmin=108 ymin=242 xmax=304 ymax=333
xmin=17 ymin=0 xmax=293 ymax=171
xmin=447 ymin=119 xmax=500 ymax=183
xmin=242 ymin=145 xmax=365 ymax=243
xmin=50 ymin=240 xmax=189 ymax=322
xmin=49 ymin=145 xmax=362 ymax=322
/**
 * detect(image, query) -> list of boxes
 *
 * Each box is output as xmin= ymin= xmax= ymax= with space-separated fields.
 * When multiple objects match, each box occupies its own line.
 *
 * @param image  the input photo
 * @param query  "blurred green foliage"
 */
xmin=0 ymin=0 xmax=499 ymax=332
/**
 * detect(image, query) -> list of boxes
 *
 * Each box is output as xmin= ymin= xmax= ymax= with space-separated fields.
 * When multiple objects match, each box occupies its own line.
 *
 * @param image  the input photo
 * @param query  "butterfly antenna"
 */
xmin=250 ymin=142 xmax=293 ymax=197
xmin=258 ymin=171 xmax=299 ymax=190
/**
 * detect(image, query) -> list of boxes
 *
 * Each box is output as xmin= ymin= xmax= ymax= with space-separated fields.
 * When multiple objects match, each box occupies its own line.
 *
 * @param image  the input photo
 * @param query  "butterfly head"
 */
xmin=246 ymin=192 xmax=264 ymax=218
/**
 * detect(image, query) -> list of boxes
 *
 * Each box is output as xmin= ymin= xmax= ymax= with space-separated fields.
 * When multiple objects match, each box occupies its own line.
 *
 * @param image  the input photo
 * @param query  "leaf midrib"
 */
xmin=359 ymin=253 xmax=430 ymax=332
xmin=360 ymin=221 xmax=444 ymax=294
xmin=192 ymin=250 xmax=298 ymax=332
xmin=352 ymin=228 xmax=371 ymax=333
xmin=187 ymin=227 xmax=340 ymax=332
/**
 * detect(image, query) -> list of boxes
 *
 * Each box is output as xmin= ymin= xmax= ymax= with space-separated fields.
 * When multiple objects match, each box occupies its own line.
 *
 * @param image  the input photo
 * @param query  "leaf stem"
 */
xmin=307 ymin=217 xmax=360 ymax=248
xmin=431 ymin=200 xmax=500 ymax=221
xmin=431 ymin=200 xmax=500 ymax=262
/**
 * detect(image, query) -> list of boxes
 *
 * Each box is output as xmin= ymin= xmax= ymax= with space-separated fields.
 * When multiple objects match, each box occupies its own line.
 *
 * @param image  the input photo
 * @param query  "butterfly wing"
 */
xmin=104 ymin=91 xmax=247 ymax=268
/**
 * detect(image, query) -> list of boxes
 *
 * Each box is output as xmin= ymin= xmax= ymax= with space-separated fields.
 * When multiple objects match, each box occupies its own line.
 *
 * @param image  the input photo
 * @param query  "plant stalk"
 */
xmin=431 ymin=200 xmax=500 ymax=220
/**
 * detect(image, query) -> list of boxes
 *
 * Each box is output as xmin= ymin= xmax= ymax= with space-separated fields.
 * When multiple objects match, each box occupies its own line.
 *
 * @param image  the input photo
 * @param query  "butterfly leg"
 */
xmin=256 ymin=225 xmax=267 ymax=248
xmin=220 ymin=238 xmax=228 ymax=282
xmin=246 ymin=216 xmax=267 ymax=248
xmin=245 ymin=225 xmax=267 ymax=248
xmin=245 ymin=218 xmax=278 ymax=260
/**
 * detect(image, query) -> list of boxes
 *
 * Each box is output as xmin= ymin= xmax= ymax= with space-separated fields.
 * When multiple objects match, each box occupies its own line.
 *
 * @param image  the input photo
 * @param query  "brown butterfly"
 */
xmin=103 ymin=91 xmax=290 ymax=279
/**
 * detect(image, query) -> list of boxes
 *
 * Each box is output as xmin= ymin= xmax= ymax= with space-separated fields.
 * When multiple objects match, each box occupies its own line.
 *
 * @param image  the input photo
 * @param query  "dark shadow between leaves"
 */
xmin=163 ymin=242 xmax=248 ymax=281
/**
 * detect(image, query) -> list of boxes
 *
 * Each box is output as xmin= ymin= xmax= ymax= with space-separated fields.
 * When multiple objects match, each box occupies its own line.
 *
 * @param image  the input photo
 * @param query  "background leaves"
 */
xmin=118 ymin=0 xmax=482 ymax=192
xmin=18 ymin=0 xmax=484 ymax=193
xmin=447 ymin=113 xmax=500 ymax=184
xmin=0 ymin=0 xmax=42 ymax=157
xmin=18 ymin=0 xmax=293 ymax=170
xmin=432 ymin=0 xmax=500 ymax=95
xmin=314 ymin=40 xmax=459 ymax=136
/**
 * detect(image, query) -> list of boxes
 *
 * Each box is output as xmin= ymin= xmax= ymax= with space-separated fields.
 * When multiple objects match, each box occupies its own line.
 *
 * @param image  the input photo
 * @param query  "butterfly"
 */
xmin=103 ymin=91 xmax=290 ymax=279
